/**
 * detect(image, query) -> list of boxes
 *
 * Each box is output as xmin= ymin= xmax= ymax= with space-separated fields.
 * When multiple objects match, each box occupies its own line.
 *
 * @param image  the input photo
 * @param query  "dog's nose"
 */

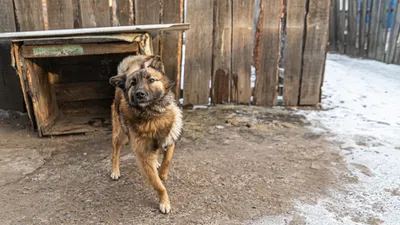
xmin=135 ymin=90 xmax=146 ymax=99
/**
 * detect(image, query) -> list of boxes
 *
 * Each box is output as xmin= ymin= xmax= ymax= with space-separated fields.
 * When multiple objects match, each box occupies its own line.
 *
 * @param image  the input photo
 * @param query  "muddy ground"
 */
xmin=0 ymin=105 xmax=349 ymax=225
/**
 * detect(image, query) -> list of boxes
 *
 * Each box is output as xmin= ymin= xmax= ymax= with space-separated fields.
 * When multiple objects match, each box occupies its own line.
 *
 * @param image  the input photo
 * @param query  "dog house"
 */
xmin=0 ymin=24 xmax=189 ymax=137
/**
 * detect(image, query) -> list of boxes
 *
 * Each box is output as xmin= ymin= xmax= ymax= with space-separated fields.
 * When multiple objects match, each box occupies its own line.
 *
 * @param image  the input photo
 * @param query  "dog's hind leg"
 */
xmin=111 ymin=131 xmax=127 ymax=180
xmin=137 ymin=151 xmax=171 ymax=214
xmin=111 ymin=108 xmax=128 ymax=180
xmin=159 ymin=143 xmax=175 ymax=181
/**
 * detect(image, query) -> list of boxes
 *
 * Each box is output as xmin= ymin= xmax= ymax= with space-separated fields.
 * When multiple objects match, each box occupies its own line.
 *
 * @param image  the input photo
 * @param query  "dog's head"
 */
xmin=109 ymin=55 xmax=173 ymax=109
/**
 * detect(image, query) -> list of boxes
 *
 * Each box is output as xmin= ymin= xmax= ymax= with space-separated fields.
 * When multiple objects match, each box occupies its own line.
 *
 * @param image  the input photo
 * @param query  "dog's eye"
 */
xmin=148 ymin=78 xmax=155 ymax=84
xmin=131 ymin=79 xmax=136 ymax=86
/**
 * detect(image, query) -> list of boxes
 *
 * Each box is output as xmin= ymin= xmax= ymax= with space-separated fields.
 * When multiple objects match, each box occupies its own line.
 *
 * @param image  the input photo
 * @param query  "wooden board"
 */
xmin=359 ymin=0 xmax=368 ymax=56
xmin=25 ymin=59 xmax=58 ymax=135
xmin=13 ymin=0 xmax=45 ymax=31
xmin=346 ymin=0 xmax=358 ymax=55
xmin=0 ymin=0 xmax=23 ymax=111
xmin=134 ymin=0 xmax=161 ymax=54
xmin=231 ymin=0 xmax=254 ymax=104
xmin=115 ymin=0 xmax=134 ymax=26
xmin=329 ymin=0 xmax=338 ymax=51
xmin=375 ymin=0 xmax=390 ymax=61
xmin=212 ymin=0 xmax=232 ymax=104
xmin=160 ymin=0 xmax=183 ymax=98
xmin=21 ymin=42 xmax=138 ymax=58
xmin=299 ymin=0 xmax=330 ymax=105
xmin=368 ymin=0 xmax=382 ymax=59
xmin=253 ymin=0 xmax=281 ymax=106
xmin=54 ymin=81 xmax=114 ymax=102
xmin=47 ymin=0 xmax=74 ymax=29
xmin=386 ymin=0 xmax=400 ymax=63
xmin=283 ymin=0 xmax=306 ymax=106
xmin=80 ymin=0 xmax=111 ymax=28
xmin=183 ymin=0 xmax=213 ymax=105
xmin=338 ymin=0 xmax=346 ymax=53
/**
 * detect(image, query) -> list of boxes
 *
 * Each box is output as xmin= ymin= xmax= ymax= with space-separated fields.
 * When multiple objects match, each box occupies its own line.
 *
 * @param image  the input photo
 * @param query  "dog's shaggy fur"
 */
xmin=109 ymin=55 xmax=183 ymax=214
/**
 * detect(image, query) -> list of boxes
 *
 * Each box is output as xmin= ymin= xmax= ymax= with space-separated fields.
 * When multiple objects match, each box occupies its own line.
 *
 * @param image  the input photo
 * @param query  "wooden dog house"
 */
xmin=0 ymin=24 xmax=189 ymax=137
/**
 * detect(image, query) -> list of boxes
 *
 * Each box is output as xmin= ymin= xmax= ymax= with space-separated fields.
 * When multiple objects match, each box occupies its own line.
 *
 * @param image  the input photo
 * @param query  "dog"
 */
xmin=109 ymin=55 xmax=183 ymax=214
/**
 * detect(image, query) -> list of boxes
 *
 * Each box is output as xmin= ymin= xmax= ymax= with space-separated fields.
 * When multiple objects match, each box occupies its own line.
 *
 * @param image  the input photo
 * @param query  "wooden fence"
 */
xmin=329 ymin=0 xmax=400 ymax=64
xmin=0 ymin=0 xmax=331 ymax=111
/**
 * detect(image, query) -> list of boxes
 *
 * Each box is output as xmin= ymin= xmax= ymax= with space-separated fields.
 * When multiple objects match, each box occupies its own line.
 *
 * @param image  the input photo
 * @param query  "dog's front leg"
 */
xmin=137 ymin=151 xmax=171 ymax=214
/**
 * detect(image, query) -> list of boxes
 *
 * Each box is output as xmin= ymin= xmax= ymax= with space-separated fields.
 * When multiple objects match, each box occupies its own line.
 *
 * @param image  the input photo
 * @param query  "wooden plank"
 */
xmin=80 ymin=0 xmax=111 ymax=28
xmin=359 ymin=0 xmax=368 ymax=56
xmin=337 ymin=0 xmax=346 ymax=53
xmin=25 ymin=59 xmax=58 ymax=135
xmin=253 ymin=0 xmax=281 ymax=106
xmin=299 ymin=0 xmax=330 ymax=105
xmin=46 ymin=0 xmax=74 ymax=29
xmin=115 ymin=0 xmax=134 ymax=26
xmin=329 ymin=0 xmax=338 ymax=51
xmin=0 ymin=0 xmax=23 ymax=111
xmin=134 ymin=0 xmax=161 ymax=54
xmin=386 ymin=0 xmax=400 ymax=63
xmin=231 ymin=0 xmax=254 ymax=104
xmin=283 ymin=0 xmax=306 ymax=106
xmin=375 ymin=0 xmax=390 ymax=61
xmin=346 ymin=0 xmax=358 ymax=55
xmin=368 ymin=0 xmax=382 ymax=59
xmin=13 ymin=0 xmax=45 ymax=31
xmin=211 ymin=0 xmax=232 ymax=104
xmin=21 ymin=42 xmax=138 ymax=58
xmin=160 ymin=0 xmax=183 ymax=98
xmin=183 ymin=0 xmax=213 ymax=105
xmin=54 ymin=81 xmax=114 ymax=102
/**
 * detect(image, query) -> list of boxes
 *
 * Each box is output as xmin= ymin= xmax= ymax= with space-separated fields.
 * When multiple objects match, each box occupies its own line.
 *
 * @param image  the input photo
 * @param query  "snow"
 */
xmin=296 ymin=54 xmax=400 ymax=225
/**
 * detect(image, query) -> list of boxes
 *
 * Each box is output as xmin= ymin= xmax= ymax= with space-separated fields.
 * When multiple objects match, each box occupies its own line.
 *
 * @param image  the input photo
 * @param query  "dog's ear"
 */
xmin=148 ymin=55 xmax=165 ymax=73
xmin=109 ymin=74 xmax=126 ymax=89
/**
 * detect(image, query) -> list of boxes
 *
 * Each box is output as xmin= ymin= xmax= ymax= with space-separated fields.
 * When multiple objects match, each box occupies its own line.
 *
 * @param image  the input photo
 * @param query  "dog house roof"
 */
xmin=0 ymin=23 xmax=189 ymax=41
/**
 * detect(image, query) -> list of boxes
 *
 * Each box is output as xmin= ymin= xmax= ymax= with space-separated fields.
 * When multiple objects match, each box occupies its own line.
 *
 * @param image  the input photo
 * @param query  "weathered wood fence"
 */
xmin=329 ymin=0 xmax=400 ymax=64
xmin=0 ymin=0 xmax=331 ymax=111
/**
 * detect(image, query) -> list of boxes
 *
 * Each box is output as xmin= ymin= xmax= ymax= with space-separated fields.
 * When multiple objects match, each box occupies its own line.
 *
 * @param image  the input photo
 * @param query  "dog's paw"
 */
xmin=159 ymin=172 xmax=168 ymax=181
xmin=110 ymin=171 xmax=121 ymax=180
xmin=159 ymin=202 xmax=171 ymax=214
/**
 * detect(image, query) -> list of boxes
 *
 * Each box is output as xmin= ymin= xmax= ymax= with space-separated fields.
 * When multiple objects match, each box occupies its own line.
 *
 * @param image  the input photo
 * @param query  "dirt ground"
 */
xmin=0 ymin=105 xmax=349 ymax=225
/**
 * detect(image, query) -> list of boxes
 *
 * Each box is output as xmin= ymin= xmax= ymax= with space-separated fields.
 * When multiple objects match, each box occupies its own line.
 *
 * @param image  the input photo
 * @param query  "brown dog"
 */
xmin=109 ymin=55 xmax=183 ymax=214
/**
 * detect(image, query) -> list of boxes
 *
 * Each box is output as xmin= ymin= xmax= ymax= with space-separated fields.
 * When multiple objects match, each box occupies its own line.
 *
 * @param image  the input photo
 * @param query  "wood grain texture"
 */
xmin=46 ymin=0 xmax=74 ymax=29
xmin=231 ymin=0 xmax=254 ymax=104
xmin=25 ymin=59 xmax=58 ymax=135
xmin=183 ymin=0 xmax=213 ymax=105
xmin=13 ymin=0 xmax=45 ymax=31
xmin=386 ymin=0 xmax=400 ymax=63
xmin=346 ymin=0 xmax=358 ymax=55
xmin=0 ymin=0 xmax=23 ymax=111
xmin=160 ymin=0 xmax=183 ymax=98
xmin=283 ymin=0 xmax=306 ymax=106
xmin=135 ymin=0 xmax=161 ymax=54
xmin=80 ymin=0 xmax=111 ymax=28
xmin=253 ymin=0 xmax=281 ymax=106
xmin=338 ymin=0 xmax=346 ymax=53
xmin=359 ymin=0 xmax=368 ymax=56
xmin=212 ymin=0 xmax=232 ymax=104
xmin=375 ymin=0 xmax=390 ymax=61
xmin=54 ymin=81 xmax=114 ymax=102
xmin=299 ymin=0 xmax=330 ymax=105
xmin=115 ymin=0 xmax=134 ymax=26
xmin=368 ymin=0 xmax=382 ymax=58
xmin=329 ymin=0 xmax=338 ymax=51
